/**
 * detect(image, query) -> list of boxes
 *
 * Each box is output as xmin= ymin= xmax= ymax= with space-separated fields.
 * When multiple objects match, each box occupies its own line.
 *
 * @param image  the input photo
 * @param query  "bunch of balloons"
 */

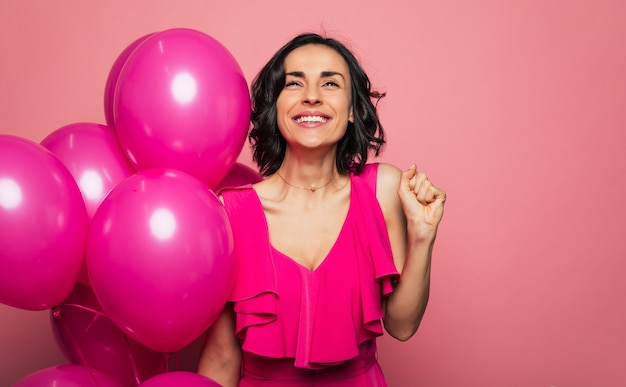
xmin=2 ymin=28 xmax=262 ymax=386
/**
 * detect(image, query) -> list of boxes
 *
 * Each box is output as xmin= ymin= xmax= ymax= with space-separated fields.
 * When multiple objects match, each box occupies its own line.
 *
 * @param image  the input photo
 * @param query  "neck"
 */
xmin=276 ymin=168 xmax=336 ymax=192
xmin=276 ymin=148 xmax=339 ymax=191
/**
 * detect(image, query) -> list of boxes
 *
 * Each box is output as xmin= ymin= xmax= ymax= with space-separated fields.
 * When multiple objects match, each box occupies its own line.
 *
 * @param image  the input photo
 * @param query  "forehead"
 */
xmin=284 ymin=44 xmax=350 ymax=75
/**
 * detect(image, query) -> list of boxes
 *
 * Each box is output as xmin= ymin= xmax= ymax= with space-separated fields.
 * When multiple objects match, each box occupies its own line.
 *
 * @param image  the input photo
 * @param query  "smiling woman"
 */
xmin=197 ymin=33 xmax=446 ymax=387
xmin=277 ymin=45 xmax=354 ymax=154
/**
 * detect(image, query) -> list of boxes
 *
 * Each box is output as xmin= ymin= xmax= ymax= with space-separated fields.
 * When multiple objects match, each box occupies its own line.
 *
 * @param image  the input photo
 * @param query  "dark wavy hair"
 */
xmin=249 ymin=33 xmax=386 ymax=176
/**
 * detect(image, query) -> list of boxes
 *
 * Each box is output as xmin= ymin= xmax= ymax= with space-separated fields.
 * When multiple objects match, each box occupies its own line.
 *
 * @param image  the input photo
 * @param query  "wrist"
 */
xmin=406 ymin=220 xmax=438 ymax=245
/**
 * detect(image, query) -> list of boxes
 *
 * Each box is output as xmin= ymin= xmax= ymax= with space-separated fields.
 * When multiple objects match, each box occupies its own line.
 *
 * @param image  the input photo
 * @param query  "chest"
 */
xmin=265 ymin=195 xmax=350 ymax=271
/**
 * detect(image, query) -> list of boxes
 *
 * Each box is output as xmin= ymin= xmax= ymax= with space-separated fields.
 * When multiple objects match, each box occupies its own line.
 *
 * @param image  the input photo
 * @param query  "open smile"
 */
xmin=293 ymin=113 xmax=331 ymax=124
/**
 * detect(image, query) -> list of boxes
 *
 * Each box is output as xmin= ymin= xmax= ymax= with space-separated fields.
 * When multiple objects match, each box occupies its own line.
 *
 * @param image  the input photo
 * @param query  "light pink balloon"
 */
xmin=51 ymin=283 xmax=168 ymax=387
xmin=103 ymin=33 xmax=155 ymax=127
xmin=215 ymin=162 xmax=263 ymax=191
xmin=138 ymin=371 xmax=221 ymax=387
xmin=13 ymin=364 xmax=122 ymax=387
xmin=86 ymin=168 xmax=235 ymax=353
xmin=0 ymin=135 xmax=88 ymax=310
xmin=113 ymin=28 xmax=251 ymax=189
xmin=41 ymin=122 xmax=135 ymax=219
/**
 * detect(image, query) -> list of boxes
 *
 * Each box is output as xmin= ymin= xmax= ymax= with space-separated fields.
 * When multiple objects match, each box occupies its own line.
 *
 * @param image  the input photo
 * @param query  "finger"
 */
xmin=409 ymin=174 xmax=417 ymax=192
xmin=424 ymin=185 xmax=437 ymax=204
xmin=412 ymin=172 xmax=429 ymax=195
xmin=415 ymin=178 xmax=432 ymax=205
xmin=434 ymin=186 xmax=447 ymax=204
xmin=425 ymin=184 xmax=446 ymax=206
xmin=400 ymin=164 xmax=417 ymax=191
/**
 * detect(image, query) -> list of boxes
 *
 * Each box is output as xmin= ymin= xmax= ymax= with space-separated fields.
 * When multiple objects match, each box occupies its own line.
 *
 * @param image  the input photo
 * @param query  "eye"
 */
xmin=285 ymin=76 xmax=302 ymax=88
xmin=284 ymin=79 xmax=302 ymax=88
xmin=323 ymin=80 xmax=340 ymax=87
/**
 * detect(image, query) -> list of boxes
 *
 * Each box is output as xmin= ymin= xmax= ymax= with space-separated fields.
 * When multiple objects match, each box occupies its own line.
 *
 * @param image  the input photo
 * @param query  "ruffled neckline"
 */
xmin=219 ymin=164 xmax=399 ymax=369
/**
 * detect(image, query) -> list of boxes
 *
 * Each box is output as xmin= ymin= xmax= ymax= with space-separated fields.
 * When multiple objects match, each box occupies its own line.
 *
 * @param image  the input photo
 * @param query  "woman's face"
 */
xmin=276 ymin=44 xmax=353 ymax=151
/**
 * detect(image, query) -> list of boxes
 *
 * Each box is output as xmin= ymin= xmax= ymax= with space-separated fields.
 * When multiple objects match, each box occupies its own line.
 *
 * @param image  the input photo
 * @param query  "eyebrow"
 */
xmin=285 ymin=71 xmax=346 ymax=80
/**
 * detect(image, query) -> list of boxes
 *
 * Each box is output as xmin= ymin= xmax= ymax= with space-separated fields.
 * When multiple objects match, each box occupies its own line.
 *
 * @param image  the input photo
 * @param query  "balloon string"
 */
xmin=54 ymin=302 xmax=147 ymax=385
xmin=51 ymin=305 xmax=103 ymax=387
xmin=122 ymin=331 xmax=142 ymax=385
xmin=52 ymin=302 xmax=106 ymax=320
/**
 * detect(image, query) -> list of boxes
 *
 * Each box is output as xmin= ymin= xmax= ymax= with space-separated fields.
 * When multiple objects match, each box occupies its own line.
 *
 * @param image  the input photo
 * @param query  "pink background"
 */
xmin=1 ymin=1 xmax=625 ymax=386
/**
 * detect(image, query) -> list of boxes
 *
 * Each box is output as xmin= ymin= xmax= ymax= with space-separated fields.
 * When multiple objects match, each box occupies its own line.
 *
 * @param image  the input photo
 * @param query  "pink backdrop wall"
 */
xmin=2 ymin=1 xmax=625 ymax=386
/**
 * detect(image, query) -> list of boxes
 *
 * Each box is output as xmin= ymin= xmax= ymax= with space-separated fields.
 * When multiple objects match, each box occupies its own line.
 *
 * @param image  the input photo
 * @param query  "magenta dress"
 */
xmin=219 ymin=163 xmax=399 ymax=386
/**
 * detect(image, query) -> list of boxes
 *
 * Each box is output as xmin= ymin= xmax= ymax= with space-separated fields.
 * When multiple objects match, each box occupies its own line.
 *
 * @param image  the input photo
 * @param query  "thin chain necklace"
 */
xmin=275 ymin=170 xmax=336 ymax=193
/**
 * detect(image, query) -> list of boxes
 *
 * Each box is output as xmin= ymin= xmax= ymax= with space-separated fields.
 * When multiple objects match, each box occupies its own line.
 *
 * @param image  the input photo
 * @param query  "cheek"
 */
xmin=343 ymin=94 xmax=353 ymax=122
xmin=275 ymin=102 xmax=288 ymax=126
xmin=276 ymin=94 xmax=294 ymax=119
xmin=275 ymin=108 xmax=291 ymax=137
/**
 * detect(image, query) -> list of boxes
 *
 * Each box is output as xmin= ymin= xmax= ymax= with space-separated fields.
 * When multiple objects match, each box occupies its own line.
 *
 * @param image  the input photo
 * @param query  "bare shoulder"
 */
xmin=375 ymin=163 xmax=402 ymax=198
xmin=374 ymin=163 xmax=407 ymax=272
xmin=373 ymin=163 xmax=403 ymax=223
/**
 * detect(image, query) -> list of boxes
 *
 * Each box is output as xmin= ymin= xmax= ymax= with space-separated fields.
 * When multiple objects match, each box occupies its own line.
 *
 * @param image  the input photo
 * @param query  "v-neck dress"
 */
xmin=219 ymin=163 xmax=399 ymax=386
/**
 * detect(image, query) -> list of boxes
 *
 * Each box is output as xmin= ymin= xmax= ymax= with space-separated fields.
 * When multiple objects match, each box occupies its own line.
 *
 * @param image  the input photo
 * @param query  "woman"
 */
xmin=198 ymin=33 xmax=446 ymax=386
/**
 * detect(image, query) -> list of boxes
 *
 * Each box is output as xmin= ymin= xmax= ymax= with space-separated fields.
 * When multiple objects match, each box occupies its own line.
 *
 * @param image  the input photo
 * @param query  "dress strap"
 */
xmin=357 ymin=162 xmax=379 ymax=192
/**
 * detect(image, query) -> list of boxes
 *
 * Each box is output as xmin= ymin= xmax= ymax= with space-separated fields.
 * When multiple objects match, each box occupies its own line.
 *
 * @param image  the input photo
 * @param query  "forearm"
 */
xmin=198 ymin=349 xmax=241 ymax=387
xmin=376 ymin=162 xmax=445 ymax=342
xmin=383 ymin=233 xmax=435 ymax=341
xmin=197 ymin=304 xmax=241 ymax=387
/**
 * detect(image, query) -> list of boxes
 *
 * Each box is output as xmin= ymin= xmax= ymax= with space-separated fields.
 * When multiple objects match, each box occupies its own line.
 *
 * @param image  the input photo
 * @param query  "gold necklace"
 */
xmin=275 ymin=170 xmax=336 ymax=193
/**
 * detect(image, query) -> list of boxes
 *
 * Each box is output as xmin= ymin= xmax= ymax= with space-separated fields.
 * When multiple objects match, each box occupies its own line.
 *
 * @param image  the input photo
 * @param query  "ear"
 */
xmin=349 ymin=106 xmax=354 ymax=123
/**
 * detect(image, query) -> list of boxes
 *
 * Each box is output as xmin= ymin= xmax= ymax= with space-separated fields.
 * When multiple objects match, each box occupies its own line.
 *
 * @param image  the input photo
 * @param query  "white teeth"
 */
xmin=295 ymin=116 xmax=327 ymax=123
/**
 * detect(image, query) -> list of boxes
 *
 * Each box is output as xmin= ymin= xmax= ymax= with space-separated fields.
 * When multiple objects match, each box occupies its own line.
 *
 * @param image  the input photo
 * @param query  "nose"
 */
xmin=302 ymin=85 xmax=321 ymax=105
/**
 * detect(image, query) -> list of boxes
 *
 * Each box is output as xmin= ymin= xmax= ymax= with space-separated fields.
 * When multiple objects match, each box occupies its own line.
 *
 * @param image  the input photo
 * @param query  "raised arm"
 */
xmin=377 ymin=163 xmax=446 ymax=341
xmin=197 ymin=303 xmax=242 ymax=386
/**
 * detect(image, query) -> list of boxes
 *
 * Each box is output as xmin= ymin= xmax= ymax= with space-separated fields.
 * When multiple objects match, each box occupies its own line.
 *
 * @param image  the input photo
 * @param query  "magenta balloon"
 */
xmin=138 ymin=371 xmax=221 ymax=387
xmin=215 ymin=162 xmax=263 ymax=191
xmin=51 ymin=283 xmax=168 ymax=386
xmin=113 ymin=28 xmax=251 ymax=189
xmin=41 ymin=123 xmax=135 ymax=286
xmin=13 ymin=364 xmax=122 ymax=387
xmin=0 ymin=135 xmax=88 ymax=310
xmin=103 ymin=33 xmax=155 ymax=127
xmin=86 ymin=168 xmax=235 ymax=353
xmin=41 ymin=122 xmax=135 ymax=219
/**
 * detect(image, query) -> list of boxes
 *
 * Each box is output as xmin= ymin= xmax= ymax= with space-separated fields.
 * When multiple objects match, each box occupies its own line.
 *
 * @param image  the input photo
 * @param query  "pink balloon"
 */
xmin=215 ymin=162 xmax=263 ymax=191
xmin=41 ymin=122 xmax=135 ymax=219
xmin=51 ymin=283 xmax=168 ymax=387
xmin=41 ymin=123 xmax=136 ymax=286
xmin=0 ymin=135 xmax=88 ymax=310
xmin=138 ymin=371 xmax=221 ymax=387
xmin=113 ymin=28 xmax=251 ymax=189
xmin=103 ymin=33 xmax=155 ymax=127
xmin=14 ymin=364 xmax=122 ymax=387
xmin=86 ymin=168 xmax=235 ymax=353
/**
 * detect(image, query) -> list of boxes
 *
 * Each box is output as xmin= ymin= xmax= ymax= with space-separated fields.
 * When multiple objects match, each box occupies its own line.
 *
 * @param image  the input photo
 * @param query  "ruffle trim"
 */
xmin=219 ymin=186 xmax=278 ymax=337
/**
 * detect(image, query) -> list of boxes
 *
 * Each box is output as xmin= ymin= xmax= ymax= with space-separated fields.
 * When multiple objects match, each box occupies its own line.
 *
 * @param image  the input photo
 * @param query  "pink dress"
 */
xmin=219 ymin=163 xmax=399 ymax=386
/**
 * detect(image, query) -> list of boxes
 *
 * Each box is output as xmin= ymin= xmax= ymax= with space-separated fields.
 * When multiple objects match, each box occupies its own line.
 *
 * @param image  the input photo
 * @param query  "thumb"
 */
xmin=400 ymin=164 xmax=417 ymax=191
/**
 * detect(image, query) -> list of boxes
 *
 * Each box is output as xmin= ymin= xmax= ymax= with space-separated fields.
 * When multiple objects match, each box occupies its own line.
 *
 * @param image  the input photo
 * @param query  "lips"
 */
xmin=293 ymin=112 xmax=331 ymax=124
